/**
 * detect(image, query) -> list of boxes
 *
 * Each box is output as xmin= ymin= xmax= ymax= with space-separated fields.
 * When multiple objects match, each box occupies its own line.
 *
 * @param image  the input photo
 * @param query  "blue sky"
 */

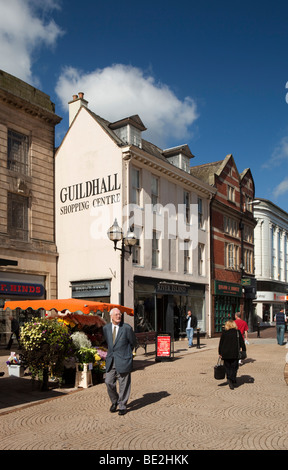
xmin=2 ymin=0 xmax=288 ymax=211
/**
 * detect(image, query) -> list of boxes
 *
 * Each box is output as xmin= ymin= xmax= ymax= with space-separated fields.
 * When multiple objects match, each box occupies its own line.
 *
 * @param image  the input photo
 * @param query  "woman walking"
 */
xmin=218 ymin=320 xmax=246 ymax=389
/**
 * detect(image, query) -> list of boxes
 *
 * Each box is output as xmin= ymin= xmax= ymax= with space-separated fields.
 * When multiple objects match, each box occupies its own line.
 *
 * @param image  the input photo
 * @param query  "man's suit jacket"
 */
xmin=103 ymin=322 xmax=137 ymax=374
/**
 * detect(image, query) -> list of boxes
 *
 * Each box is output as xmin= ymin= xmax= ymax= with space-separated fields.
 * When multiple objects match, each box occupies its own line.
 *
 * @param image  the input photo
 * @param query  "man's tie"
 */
xmin=112 ymin=326 xmax=116 ymax=344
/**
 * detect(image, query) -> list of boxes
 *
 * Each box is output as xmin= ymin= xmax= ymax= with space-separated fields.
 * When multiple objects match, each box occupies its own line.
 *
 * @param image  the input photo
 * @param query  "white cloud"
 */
xmin=263 ymin=136 xmax=288 ymax=169
xmin=0 ymin=0 xmax=63 ymax=86
xmin=55 ymin=64 xmax=199 ymax=147
xmin=273 ymin=177 xmax=288 ymax=198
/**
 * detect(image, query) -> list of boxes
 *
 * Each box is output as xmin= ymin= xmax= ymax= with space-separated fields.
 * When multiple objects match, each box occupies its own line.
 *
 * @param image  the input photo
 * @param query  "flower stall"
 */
xmin=4 ymin=299 xmax=133 ymax=390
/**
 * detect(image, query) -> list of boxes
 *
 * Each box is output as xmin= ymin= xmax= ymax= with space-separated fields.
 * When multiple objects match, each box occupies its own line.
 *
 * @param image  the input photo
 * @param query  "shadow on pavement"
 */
xmin=127 ymin=391 xmax=171 ymax=411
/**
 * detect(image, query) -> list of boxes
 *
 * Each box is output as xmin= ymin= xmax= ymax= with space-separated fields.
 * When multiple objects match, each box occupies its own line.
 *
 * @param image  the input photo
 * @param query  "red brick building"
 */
xmin=191 ymin=154 xmax=256 ymax=335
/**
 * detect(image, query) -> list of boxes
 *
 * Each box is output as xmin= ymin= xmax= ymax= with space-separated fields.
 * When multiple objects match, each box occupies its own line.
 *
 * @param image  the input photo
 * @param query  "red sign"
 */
xmin=0 ymin=281 xmax=44 ymax=297
xmin=156 ymin=335 xmax=171 ymax=358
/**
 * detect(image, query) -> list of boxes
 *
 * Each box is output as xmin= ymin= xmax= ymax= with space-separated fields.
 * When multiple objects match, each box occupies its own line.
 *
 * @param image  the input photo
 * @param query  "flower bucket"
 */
xmin=8 ymin=365 xmax=24 ymax=378
xmin=75 ymin=363 xmax=93 ymax=388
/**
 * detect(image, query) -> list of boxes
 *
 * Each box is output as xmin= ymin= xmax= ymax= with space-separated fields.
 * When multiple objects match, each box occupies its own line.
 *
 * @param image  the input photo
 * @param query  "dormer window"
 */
xmin=109 ymin=115 xmax=146 ymax=149
xmin=163 ymin=145 xmax=194 ymax=173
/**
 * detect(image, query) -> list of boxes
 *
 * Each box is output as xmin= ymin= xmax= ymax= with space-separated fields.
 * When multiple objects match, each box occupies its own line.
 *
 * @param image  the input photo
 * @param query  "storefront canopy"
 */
xmin=4 ymin=298 xmax=134 ymax=316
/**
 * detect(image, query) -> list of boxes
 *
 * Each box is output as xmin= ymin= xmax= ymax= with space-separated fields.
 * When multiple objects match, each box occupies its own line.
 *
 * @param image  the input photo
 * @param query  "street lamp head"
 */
xmin=124 ymin=228 xmax=137 ymax=247
xmin=107 ymin=219 xmax=123 ymax=250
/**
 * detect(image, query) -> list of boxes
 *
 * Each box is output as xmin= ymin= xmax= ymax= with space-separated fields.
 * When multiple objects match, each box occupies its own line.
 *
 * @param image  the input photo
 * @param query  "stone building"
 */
xmin=0 ymin=69 xmax=61 ymax=328
xmin=253 ymin=198 xmax=288 ymax=323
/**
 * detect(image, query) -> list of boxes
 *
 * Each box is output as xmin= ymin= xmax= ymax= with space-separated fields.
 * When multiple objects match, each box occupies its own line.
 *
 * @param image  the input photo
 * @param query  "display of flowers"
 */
xmin=6 ymin=352 xmax=21 ymax=366
xmin=20 ymin=317 xmax=74 ymax=381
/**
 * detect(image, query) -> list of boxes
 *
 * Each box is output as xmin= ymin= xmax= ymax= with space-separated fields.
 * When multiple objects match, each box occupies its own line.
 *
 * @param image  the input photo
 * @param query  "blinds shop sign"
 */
xmin=59 ymin=173 xmax=121 ymax=215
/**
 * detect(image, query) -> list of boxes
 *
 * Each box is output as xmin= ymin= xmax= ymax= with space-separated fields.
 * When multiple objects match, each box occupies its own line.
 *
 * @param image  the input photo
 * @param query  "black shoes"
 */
xmin=110 ymin=403 xmax=117 ymax=413
xmin=109 ymin=403 xmax=127 ymax=415
xmin=228 ymin=379 xmax=234 ymax=390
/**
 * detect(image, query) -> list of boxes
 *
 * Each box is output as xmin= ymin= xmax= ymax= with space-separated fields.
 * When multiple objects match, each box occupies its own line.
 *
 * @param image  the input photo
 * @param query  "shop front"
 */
xmin=0 ymin=273 xmax=46 ymax=347
xmin=255 ymin=291 xmax=288 ymax=324
xmin=213 ymin=280 xmax=242 ymax=334
xmin=134 ymin=276 xmax=206 ymax=339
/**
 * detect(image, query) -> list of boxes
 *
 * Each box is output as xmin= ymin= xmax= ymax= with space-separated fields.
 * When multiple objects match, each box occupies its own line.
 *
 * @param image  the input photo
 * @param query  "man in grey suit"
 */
xmin=103 ymin=307 xmax=137 ymax=415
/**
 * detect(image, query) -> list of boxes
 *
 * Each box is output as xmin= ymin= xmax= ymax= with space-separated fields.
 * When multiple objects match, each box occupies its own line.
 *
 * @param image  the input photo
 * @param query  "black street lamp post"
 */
xmin=107 ymin=219 xmax=137 ymax=306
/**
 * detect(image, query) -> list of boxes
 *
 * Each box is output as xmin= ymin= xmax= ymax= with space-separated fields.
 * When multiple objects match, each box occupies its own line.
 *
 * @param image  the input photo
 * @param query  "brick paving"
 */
xmin=0 ymin=328 xmax=287 ymax=451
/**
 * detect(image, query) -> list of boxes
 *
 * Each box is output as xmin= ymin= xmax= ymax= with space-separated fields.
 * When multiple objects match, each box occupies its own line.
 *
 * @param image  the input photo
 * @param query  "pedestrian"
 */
xmin=6 ymin=316 xmax=21 ymax=350
xmin=274 ymin=308 xmax=287 ymax=345
xmin=186 ymin=310 xmax=197 ymax=348
xmin=218 ymin=319 xmax=246 ymax=389
xmin=234 ymin=312 xmax=249 ymax=364
xmin=103 ymin=307 xmax=137 ymax=415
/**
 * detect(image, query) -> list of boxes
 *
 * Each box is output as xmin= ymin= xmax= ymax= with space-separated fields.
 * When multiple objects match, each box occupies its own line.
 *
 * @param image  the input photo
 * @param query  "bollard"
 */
xmin=257 ymin=322 xmax=260 ymax=338
xmin=196 ymin=328 xmax=201 ymax=349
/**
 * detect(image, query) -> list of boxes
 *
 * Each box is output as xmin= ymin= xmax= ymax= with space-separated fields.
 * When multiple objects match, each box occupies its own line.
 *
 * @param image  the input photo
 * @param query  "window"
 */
xmin=244 ymin=248 xmax=253 ymax=274
xmin=169 ymin=237 xmax=177 ymax=272
xmin=8 ymin=130 xmax=29 ymax=175
xmin=198 ymin=243 xmax=205 ymax=276
xmin=151 ymin=175 xmax=159 ymax=207
xmin=152 ymin=231 xmax=159 ymax=268
xmin=7 ymin=193 xmax=28 ymax=241
xmin=132 ymin=239 xmax=141 ymax=265
xmin=198 ymin=198 xmax=203 ymax=228
xmin=224 ymin=216 xmax=238 ymax=237
xmin=244 ymin=195 xmax=253 ymax=212
xmin=131 ymin=167 xmax=141 ymax=205
xmin=184 ymin=240 xmax=191 ymax=274
xmin=227 ymin=185 xmax=235 ymax=202
xmin=183 ymin=191 xmax=190 ymax=223
xmin=243 ymin=225 xmax=253 ymax=243
xmin=130 ymin=126 xmax=142 ymax=148
xmin=225 ymin=243 xmax=239 ymax=270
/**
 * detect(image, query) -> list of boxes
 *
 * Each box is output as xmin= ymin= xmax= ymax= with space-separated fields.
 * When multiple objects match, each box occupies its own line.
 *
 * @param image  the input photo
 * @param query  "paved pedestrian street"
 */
xmin=0 ymin=333 xmax=287 ymax=451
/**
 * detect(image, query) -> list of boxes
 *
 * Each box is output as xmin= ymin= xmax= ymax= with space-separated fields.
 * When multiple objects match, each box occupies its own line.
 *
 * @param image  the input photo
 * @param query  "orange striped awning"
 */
xmin=4 ymin=298 xmax=134 ymax=316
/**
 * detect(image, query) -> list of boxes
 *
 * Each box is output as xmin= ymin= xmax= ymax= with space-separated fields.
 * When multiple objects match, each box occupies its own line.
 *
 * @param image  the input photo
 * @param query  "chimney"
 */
xmin=68 ymin=92 xmax=88 ymax=126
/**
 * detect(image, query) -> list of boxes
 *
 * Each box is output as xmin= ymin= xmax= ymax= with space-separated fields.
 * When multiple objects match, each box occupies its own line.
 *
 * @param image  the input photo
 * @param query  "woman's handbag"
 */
xmin=214 ymin=357 xmax=225 ymax=380
xmin=237 ymin=331 xmax=247 ymax=360
xmin=239 ymin=350 xmax=247 ymax=360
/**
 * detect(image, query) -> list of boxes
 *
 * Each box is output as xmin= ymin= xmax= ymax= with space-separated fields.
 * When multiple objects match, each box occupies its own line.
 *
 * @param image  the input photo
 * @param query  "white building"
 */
xmin=55 ymin=94 xmax=216 ymax=337
xmin=254 ymin=198 xmax=288 ymax=323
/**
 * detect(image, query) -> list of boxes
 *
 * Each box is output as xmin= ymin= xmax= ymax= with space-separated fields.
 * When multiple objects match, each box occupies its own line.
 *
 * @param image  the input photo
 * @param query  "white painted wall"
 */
xmin=55 ymin=107 xmax=123 ymax=301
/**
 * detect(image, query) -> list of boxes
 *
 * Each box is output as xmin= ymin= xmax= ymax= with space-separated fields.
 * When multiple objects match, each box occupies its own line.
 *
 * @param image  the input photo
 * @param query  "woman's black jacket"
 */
xmin=218 ymin=328 xmax=246 ymax=360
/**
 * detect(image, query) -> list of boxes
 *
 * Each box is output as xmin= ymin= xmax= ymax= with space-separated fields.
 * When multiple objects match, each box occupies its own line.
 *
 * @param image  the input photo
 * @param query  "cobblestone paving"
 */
xmin=0 ymin=336 xmax=287 ymax=451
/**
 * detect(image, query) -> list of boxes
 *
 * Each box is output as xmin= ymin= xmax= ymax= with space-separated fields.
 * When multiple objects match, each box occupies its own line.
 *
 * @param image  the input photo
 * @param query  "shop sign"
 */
xmin=156 ymin=282 xmax=189 ymax=295
xmin=0 ymin=281 xmax=44 ymax=297
xmin=71 ymin=280 xmax=110 ymax=298
xmin=59 ymin=173 xmax=121 ymax=215
xmin=155 ymin=333 xmax=172 ymax=361
xmin=214 ymin=280 xmax=242 ymax=297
